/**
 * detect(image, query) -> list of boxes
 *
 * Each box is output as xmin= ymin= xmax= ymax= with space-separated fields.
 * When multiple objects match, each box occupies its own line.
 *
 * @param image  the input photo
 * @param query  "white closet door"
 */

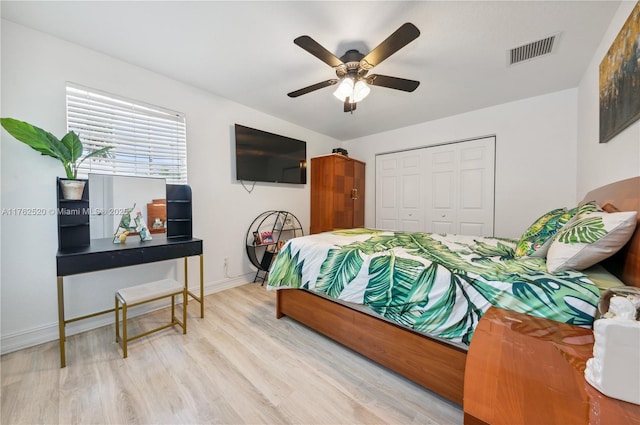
xmin=376 ymin=154 xmax=399 ymax=230
xmin=425 ymin=137 xmax=495 ymax=236
xmin=424 ymin=145 xmax=457 ymax=234
xmin=398 ymin=153 xmax=424 ymax=232
xmin=457 ymin=138 xmax=495 ymax=236
xmin=375 ymin=151 xmax=424 ymax=231
xmin=376 ymin=136 xmax=495 ymax=236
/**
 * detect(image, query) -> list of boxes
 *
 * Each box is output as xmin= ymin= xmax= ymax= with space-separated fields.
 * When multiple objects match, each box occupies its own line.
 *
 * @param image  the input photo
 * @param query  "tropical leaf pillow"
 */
xmin=515 ymin=207 xmax=575 ymax=257
xmin=572 ymin=200 xmax=602 ymax=216
xmin=546 ymin=210 xmax=637 ymax=273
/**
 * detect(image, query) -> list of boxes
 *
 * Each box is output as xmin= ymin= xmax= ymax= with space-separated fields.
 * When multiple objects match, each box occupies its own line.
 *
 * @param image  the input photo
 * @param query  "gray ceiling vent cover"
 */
xmin=509 ymin=34 xmax=558 ymax=65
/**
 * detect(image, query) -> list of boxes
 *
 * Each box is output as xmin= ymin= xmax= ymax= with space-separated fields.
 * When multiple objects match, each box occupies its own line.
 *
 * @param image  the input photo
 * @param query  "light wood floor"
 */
xmin=1 ymin=283 xmax=462 ymax=424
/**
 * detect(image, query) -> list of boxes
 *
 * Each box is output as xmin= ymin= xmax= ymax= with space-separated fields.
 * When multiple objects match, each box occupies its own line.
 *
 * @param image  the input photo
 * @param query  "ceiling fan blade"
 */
xmin=343 ymin=98 xmax=357 ymax=113
xmin=366 ymin=74 xmax=420 ymax=92
xmin=294 ymin=36 xmax=344 ymax=68
xmin=288 ymin=79 xmax=339 ymax=98
xmin=360 ymin=23 xmax=420 ymax=70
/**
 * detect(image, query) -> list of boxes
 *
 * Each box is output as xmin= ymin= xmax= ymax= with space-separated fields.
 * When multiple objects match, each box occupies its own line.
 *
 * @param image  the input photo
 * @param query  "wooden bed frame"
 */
xmin=275 ymin=176 xmax=640 ymax=406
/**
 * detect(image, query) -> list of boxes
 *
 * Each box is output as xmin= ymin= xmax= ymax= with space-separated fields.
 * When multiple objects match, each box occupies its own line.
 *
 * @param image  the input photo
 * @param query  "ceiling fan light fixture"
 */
xmin=352 ymin=80 xmax=370 ymax=103
xmin=333 ymin=78 xmax=370 ymax=103
xmin=333 ymin=78 xmax=354 ymax=102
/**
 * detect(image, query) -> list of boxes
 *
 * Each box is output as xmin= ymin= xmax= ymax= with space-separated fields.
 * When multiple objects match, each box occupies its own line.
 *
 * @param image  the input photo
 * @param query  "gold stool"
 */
xmin=115 ymin=279 xmax=187 ymax=358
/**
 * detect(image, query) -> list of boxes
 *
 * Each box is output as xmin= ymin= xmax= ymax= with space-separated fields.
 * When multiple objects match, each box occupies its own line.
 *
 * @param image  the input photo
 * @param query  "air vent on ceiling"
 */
xmin=509 ymin=34 xmax=558 ymax=65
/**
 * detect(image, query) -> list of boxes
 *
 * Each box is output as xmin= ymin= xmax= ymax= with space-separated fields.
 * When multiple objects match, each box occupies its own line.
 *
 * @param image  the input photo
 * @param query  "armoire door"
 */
xmin=310 ymin=156 xmax=333 ymax=234
xmin=332 ymin=155 xmax=355 ymax=230
xmin=352 ymin=160 xmax=366 ymax=228
xmin=311 ymin=154 xmax=366 ymax=234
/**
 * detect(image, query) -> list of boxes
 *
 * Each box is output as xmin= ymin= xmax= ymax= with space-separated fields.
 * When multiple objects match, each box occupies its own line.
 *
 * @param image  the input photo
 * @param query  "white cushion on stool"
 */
xmin=116 ymin=279 xmax=183 ymax=305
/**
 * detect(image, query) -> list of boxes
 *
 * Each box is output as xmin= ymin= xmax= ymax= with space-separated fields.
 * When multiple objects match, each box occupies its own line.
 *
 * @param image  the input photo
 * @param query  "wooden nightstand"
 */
xmin=464 ymin=307 xmax=640 ymax=425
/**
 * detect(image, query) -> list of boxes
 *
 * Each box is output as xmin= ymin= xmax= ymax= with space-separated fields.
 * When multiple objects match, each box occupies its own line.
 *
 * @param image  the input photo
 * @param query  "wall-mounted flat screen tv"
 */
xmin=235 ymin=124 xmax=307 ymax=184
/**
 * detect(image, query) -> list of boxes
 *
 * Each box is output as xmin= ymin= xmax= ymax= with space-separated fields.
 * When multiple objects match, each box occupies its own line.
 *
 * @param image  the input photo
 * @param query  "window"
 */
xmin=66 ymin=83 xmax=187 ymax=183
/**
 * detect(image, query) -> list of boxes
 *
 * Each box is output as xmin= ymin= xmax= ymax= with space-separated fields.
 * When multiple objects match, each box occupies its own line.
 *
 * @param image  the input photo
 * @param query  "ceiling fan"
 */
xmin=287 ymin=23 xmax=420 ymax=113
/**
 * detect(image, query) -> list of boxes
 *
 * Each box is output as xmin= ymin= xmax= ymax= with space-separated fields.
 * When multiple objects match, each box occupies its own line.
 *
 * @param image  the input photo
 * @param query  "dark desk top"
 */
xmin=56 ymin=236 xmax=202 ymax=276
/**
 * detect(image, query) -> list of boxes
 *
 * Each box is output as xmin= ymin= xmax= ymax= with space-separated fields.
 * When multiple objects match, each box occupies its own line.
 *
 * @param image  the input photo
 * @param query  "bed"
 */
xmin=267 ymin=176 xmax=640 ymax=405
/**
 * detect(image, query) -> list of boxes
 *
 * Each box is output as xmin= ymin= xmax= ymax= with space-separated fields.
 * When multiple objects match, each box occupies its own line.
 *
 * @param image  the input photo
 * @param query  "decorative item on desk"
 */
xmin=114 ymin=229 xmax=130 ymax=243
xmin=585 ymin=287 xmax=640 ymax=405
xmin=146 ymin=199 xmax=167 ymax=234
xmin=0 ymin=118 xmax=113 ymax=200
xmin=112 ymin=204 xmax=153 ymax=243
xmin=260 ymin=231 xmax=274 ymax=244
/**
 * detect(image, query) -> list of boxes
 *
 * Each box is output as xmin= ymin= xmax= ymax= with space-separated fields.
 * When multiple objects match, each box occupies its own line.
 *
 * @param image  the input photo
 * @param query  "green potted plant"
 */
xmin=0 ymin=117 xmax=112 ymax=200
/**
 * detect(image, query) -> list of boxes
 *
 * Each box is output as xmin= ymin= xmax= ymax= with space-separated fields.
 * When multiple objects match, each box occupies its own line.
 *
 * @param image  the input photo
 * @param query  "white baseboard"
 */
xmin=0 ymin=274 xmax=253 ymax=355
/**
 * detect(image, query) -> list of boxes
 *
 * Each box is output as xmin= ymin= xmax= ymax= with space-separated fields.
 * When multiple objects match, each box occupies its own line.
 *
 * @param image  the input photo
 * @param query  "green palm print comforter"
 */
xmin=267 ymin=229 xmax=600 ymax=346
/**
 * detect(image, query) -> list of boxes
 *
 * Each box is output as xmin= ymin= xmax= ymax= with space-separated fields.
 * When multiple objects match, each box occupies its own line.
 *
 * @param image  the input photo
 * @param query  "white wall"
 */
xmin=4 ymin=2 xmax=638 ymax=355
xmin=0 ymin=21 xmax=338 ymax=354
xmin=577 ymin=0 xmax=640 ymax=198
xmin=343 ymin=89 xmax=579 ymax=239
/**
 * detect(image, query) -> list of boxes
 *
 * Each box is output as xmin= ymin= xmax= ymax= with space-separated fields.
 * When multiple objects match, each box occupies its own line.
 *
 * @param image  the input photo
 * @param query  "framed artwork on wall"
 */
xmin=599 ymin=1 xmax=640 ymax=144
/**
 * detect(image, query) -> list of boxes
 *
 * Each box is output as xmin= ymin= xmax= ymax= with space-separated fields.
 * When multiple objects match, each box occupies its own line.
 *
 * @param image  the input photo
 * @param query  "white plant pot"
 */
xmin=59 ymin=179 xmax=86 ymax=200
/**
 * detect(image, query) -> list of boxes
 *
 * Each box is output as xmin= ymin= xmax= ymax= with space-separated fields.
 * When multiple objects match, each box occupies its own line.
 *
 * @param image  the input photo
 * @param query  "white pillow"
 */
xmin=546 ymin=210 xmax=637 ymax=273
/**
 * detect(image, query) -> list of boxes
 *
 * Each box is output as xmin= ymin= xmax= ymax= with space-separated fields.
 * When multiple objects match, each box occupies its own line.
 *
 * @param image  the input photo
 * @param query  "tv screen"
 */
xmin=235 ymin=124 xmax=307 ymax=184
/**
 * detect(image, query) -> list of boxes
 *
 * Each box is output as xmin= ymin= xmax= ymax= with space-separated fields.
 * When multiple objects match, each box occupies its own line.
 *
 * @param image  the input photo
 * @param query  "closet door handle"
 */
xmin=351 ymin=189 xmax=358 ymax=200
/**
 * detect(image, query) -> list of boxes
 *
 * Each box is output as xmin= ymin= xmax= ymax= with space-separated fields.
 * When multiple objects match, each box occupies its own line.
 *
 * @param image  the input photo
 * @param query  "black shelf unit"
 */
xmin=56 ymin=179 xmax=193 ymax=249
xmin=56 ymin=178 xmax=90 ymax=250
xmin=166 ymin=184 xmax=193 ymax=238
xmin=245 ymin=210 xmax=303 ymax=284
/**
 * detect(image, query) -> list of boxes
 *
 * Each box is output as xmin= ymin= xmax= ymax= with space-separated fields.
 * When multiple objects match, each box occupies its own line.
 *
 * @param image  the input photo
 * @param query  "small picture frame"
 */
xmin=252 ymin=231 xmax=261 ymax=246
xmin=260 ymin=231 xmax=274 ymax=244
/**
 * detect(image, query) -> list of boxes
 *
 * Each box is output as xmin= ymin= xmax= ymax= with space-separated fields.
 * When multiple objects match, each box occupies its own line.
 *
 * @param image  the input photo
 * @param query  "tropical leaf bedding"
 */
xmin=267 ymin=228 xmax=600 ymax=346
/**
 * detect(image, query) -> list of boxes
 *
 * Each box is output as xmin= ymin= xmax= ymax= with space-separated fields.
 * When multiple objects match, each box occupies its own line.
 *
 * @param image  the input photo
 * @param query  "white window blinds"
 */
xmin=66 ymin=84 xmax=187 ymax=184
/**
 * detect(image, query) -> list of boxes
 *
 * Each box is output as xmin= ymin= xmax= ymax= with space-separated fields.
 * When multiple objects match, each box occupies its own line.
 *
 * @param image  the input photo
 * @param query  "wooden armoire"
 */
xmin=310 ymin=154 xmax=365 ymax=234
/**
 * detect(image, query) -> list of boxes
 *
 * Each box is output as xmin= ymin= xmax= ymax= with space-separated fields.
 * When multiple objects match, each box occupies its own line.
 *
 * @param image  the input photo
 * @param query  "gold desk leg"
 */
xmin=184 ymin=257 xmax=188 ymax=307
xmin=200 ymin=254 xmax=204 ymax=318
xmin=57 ymin=276 xmax=66 ymax=368
xmin=184 ymin=254 xmax=205 ymax=318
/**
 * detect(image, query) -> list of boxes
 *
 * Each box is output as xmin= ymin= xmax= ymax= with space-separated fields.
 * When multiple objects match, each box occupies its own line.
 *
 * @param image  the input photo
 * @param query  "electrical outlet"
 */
xmin=223 ymin=257 xmax=230 ymax=278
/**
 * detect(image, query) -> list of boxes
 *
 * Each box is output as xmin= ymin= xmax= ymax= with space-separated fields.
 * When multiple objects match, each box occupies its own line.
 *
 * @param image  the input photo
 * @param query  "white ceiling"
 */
xmin=1 ymin=1 xmax=621 ymax=141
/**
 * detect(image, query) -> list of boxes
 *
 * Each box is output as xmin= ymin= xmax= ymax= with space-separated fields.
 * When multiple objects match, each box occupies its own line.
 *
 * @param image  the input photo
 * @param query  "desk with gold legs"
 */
xmin=56 ymin=236 xmax=203 ymax=368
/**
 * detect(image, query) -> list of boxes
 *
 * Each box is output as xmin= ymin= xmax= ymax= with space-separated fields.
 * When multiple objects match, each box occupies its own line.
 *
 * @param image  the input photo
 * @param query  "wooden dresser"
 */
xmin=464 ymin=307 xmax=640 ymax=425
xmin=310 ymin=154 xmax=365 ymax=234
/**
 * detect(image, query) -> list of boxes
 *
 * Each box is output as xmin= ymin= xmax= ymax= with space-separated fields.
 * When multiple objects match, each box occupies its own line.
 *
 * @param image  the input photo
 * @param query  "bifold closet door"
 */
xmin=376 ymin=150 xmax=424 ymax=231
xmin=425 ymin=137 xmax=495 ymax=236
xmin=376 ymin=136 xmax=495 ymax=236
